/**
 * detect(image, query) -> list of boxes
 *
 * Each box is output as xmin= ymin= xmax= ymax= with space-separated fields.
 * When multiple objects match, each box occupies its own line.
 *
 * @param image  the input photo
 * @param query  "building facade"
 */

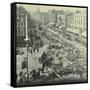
xmin=72 ymin=11 xmax=86 ymax=33
xmin=66 ymin=10 xmax=86 ymax=36
xmin=16 ymin=6 xmax=30 ymax=47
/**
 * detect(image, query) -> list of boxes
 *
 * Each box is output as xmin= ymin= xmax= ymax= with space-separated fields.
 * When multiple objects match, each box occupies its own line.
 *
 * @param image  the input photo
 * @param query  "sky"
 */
xmin=17 ymin=4 xmax=86 ymax=13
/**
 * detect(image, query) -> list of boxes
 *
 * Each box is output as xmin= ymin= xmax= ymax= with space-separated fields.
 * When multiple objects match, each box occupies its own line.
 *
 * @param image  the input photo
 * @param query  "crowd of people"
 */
xmin=16 ymin=65 xmax=58 ymax=85
xmin=17 ymin=68 xmax=41 ymax=85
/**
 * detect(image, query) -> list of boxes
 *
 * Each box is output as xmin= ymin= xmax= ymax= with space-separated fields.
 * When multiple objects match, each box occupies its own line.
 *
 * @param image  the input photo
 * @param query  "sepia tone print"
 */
xmin=16 ymin=4 xmax=87 ymax=86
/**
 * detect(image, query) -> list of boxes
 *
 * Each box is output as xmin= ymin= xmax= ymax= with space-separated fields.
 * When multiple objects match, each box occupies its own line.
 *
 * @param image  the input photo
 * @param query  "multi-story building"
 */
xmin=66 ymin=10 xmax=86 ymax=36
xmin=17 ymin=6 xmax=27 ymax=37
xmin=16 ymin=6 xmax=30 ymax=47
xmin=73 ymin=11 xmax=86 ymax=33
xmin=47 ymin=10 xmax=66 ymax=28
xmin=48 ymin=10 xmax=57 ymax=24
xmin=66 ymin=11 xmax=74 ymax=27
xmin=56 ymin=10 xmax=66 ymax=27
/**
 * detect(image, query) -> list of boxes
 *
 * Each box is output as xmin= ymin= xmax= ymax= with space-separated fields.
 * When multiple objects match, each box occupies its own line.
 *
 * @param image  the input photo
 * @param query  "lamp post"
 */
xmin=24 ymin=14 xmax=29 ymax=81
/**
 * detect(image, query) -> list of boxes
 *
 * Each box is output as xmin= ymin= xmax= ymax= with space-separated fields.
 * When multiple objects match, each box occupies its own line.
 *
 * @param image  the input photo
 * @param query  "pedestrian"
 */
xmin=32 ymin=69 xmax=36 ymax=80
xmin=18 ymin=71 xmax=24 ymax=85
xmin=29 ymin=46 xmax=33 ymax=54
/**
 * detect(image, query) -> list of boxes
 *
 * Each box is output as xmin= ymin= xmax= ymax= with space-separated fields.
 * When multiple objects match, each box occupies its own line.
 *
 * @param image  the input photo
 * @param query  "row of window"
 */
xmin=17 ymin=20 xmax=25 ymax=27
xmin=17 ymin=28 xmax=26 ymax=36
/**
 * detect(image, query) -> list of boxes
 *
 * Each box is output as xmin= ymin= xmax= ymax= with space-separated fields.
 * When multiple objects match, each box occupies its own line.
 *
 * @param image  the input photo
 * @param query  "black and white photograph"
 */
xmin=14 ymin=3 xmax=88 ymax=86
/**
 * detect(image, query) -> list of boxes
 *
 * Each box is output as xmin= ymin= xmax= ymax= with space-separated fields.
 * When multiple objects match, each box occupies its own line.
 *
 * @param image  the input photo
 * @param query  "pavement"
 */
xmin=16 ymin=45 xmax=48 ymax=74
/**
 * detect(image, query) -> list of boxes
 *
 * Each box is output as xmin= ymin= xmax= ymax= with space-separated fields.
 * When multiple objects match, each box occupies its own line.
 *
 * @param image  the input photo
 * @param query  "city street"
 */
xmin=17 ymin=26 xmax=86 ymax=79
xmin=16 ymin=5 xmax=87 ymax=86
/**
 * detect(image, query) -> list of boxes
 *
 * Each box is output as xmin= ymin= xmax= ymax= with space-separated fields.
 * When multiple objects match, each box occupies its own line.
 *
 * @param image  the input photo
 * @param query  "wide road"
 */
xmin=45 ymin=26 xmax=86 ymax=52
